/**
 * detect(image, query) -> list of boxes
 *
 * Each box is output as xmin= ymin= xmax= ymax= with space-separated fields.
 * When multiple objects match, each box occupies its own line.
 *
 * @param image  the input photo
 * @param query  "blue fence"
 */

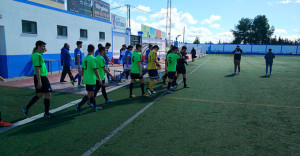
xmin=178 ymin=43 xmax=300 ymax=55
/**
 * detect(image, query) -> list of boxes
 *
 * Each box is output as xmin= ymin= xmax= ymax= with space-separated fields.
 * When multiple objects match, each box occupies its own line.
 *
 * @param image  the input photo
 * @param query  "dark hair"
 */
xmin=269 ymin=48 xmax=272 ymax=52
xmin=171 ymin=46 xmax=178 ymax=51
xmin=149 ymin=44 xmax=153 ymax=48
xmin=122 ymin=44 xmax=126 ymax=47
xmin=99 ymin=47 xmax=106 ymax=53
xmin=136 ymin=44 xmax=142 ymax=49
xmin=76 ymin=41 xmax=83 ymax=46
xmin=182 ymin=46 xmax=187 ymax=50
xmin=35 ymin=40 xmax=46 ymax=48
xmin=88 ymin=44 xmax=95 ymax=52
xmin=152 ymin=45 xmax=159 ymax=50
xmin=105 ymin=42 xmax=111 ymax=47
xmin=127 ymin=45 xmax=133 ymax=50
xmin=98 ymin=43 xmax=103 ymax=48
xmin=64 ymin=43 xmax=69 ymax=47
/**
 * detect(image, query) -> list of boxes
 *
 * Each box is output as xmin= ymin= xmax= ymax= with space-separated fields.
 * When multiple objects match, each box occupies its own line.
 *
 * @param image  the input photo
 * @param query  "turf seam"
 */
xmin=81 ymin=56 xmax=213 ymax=156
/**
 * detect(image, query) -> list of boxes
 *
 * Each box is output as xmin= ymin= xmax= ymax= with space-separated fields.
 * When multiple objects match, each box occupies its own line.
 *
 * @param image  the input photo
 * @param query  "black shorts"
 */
xmin=131 ymin=73 xmax=143 ymax=79
xmin=96 ymin=80 xmax=105 ymax=90
xmin=34 ymin=75 xmax=52 ymax=93
xmin=86 ymin=85 xmax=96 ymax=92
xmin=168 ymin=72 xmax=176 ymax=79
xmin=148 ymin=70 xmax=159 ymax=79
xmin=176 ymin=66 xmax=186 ymax=74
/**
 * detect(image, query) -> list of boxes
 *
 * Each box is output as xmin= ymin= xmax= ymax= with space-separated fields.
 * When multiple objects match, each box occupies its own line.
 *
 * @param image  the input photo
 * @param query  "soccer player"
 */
xmin=60 ymin=43 xmax=74 ymax=83
xmin=72 ymin=41 xmax=84 ymax=87
xmin=264 ymin=48 xmax=275 ymax=76
xmin=119 ymin=44 xmax=127 ymax=64
xmin=75 ymin=44 xmax=102 ymax=113
xmin=124 ymin=45 xmax=133 ymax=80
xmin=174 ymin=46 xmax=190 ymax=88
xmin=22 ymin=41 xmax=54 ymax=118
xmin=0 ymin=77 xmax=12 ymax=127
xmin=142 ymin=44 xmax=153 ymax=76
xmin=162 ymin=45 xmax=174 ymax=85
xmin=232 ymin=46 xmax=243 ymax=74
xmin=129 ymin=44 xmax=150 ymax=98
xmin=94 ymin=43 xmax=104 ymax=56
xmin=94 ymin=47 xmax=115 ymax=103
xmin=166 ymin=46 xmax=182 ymax=94
xmin=104 ymin=43 xmax=113 ymax=83
xmin=146 ymin=45 xmax=160 ymax=94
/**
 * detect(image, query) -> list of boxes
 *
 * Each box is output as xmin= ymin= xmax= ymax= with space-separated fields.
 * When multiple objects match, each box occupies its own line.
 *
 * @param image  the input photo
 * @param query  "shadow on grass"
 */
xmin=224 ymin=74 xmax=236 ymax=77
xmin=260 ymin=75 xmax=270 ymax=78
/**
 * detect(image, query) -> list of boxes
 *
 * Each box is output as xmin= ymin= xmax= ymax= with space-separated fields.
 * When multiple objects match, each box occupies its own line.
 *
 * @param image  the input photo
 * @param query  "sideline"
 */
xmin=81 ymin=56 xmax=213 ymax=156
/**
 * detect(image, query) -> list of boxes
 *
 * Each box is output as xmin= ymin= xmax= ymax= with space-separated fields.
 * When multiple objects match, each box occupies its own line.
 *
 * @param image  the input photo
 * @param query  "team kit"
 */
xmin=21 ymin=41 xmax=191 ymax=117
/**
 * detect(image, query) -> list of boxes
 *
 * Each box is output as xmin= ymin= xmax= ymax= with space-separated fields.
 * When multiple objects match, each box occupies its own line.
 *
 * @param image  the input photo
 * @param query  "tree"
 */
xmin=232 ymin=15 xmax=274 ymax=44
xmin=231 ymin=18 xmax=253 ymax=44
xmin=251 ymin=15 xmax=274 ymax=44
xmin=193 ymin=37 xmax=200 ymax=44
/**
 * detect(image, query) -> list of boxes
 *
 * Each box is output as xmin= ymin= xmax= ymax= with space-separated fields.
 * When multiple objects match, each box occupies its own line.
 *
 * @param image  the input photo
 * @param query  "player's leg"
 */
xmin=269 ymin=62 xmax=273 ymax=76
xmin=43 ymin=92 xmax=54 ymax=118
xmin=265 ymin=62 xmax=268 ymax=75
xmin=237 ymin=60 xmax=241 ymax=74
xmin=66 ymin=66 xmax=74 ymax=82
xmin=129 ymin=78 xmax=135 ymax=98
xmin=60 ymin=66 xmax=67 ymax=82
xmin=233 ymin=60 xmax=237 ymax=74
xmin=101 ymin=80 xmax=112 ymax=103
xmin=167 ymin=72 xmax=174 ymax=93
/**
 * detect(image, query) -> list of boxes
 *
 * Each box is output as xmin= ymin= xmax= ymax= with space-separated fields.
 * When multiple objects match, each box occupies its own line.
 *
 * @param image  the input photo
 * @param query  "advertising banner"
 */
xmin=111 ymin=13 xmax=126 ymax=32
xmin=29 ymin=0 xmax=65 ymax=9
xmin=67 ymin=0 xmax=92 ymax=17
xmin=93 ymin=0 xmax=110 ymax=21
xmin=141 ymin=24 xmax=150 ymax=37
xmin=156 ymin=29 xmax=161 ymax=39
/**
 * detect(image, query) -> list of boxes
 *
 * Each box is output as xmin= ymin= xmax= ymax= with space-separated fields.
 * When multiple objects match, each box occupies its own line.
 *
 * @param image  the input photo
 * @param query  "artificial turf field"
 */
xmin=1 ymin=54 xmax=300 ymax=155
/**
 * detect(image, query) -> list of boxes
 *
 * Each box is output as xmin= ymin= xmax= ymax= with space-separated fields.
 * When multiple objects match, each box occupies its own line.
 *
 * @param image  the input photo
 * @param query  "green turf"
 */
xmin=1 ymin=55 xmax=300 ymax=155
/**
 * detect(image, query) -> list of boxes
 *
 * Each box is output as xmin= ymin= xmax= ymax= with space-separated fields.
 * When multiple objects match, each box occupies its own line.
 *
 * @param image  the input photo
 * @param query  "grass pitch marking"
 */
xmin=0 ymin=81 xmax=132 ymax=133
xmin=165 ymin=97 xmax=300 ymax=109
xmin=81 ymin=56 xmax=212 ymax=156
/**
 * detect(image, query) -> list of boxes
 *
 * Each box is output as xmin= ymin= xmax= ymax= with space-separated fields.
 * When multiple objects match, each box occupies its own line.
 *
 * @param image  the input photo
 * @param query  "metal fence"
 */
xmin=178 ymin=43 xmax=300 ymax=55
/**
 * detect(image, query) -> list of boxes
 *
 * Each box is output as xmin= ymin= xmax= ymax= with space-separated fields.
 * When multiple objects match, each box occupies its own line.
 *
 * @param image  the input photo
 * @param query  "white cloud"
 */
xmin=274 ymin=28 xmax=288 ymax=35
xmin=277 ymin=0 xmax=292 ymax=3
xmin=201 ymin=15 xmax=221 ymax=24
xmin=133 ymin=5 xmax=151 ymax=12
xmin=296 ymin=0 xmax=300 ymax=3
xmin=136 ymin=15 xmax=147 ymax=22
xmin=210 ymin=24 xmax=221 ymax=29
xmin=180 ymin=13 xmax=197 ymax=24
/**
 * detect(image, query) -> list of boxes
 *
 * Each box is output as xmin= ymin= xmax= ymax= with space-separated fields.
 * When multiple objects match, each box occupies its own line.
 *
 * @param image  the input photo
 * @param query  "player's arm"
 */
xmin=77 ymin=55 xmax=81 ymax=70
xmin=35 ymin=67 xmax=42 ymax=89
xmin=126 ymin=56 xmax=129 ymax=67
xmin=138 ymin=61 xmax=142 ymax=76
xmin=105 ymin=54 xmax=113 ymax=65
xmin=0 ymin=76 xmax=4 ymax=82
xmin=103 ymin=67 xmax=114 ymax=79
xmin=165 ymin=59 xmax=168 ymax=73
xmin=93 ymin=69 xmax=102 ymax=84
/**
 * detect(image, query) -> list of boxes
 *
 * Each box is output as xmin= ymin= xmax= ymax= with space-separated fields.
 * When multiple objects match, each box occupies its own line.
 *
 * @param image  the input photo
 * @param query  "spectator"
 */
xmin=191 ymin=47 xmax=196 ymax=62
xmin=60 ymin=43 xmax=74 ymax=83
xmin=232 ymin=46 xmax=243 ymax=75
xmin=264 ymin=49 xmax=275 ymax=76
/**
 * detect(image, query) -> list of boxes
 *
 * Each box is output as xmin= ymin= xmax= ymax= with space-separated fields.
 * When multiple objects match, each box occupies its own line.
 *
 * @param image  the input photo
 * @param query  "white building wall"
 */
xmin=0 ymin=0 xmax=112 ymax=56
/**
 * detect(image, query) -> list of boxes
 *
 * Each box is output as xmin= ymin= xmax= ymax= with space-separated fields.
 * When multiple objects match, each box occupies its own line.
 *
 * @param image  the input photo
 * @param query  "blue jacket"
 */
xmin=61 ymin=47 xmax=71 ymax=66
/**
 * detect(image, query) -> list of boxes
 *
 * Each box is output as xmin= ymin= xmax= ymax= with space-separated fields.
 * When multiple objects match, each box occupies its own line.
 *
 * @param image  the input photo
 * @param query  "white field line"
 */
xmin=0 ymin=55 xmax=209 ymax=133
xmin=81 ymin=56 xmax=212 ymax=156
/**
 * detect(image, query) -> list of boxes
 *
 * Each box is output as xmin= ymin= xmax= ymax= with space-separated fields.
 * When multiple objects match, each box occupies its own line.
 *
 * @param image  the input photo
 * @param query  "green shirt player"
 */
xmin=166 ymin=46 xmax=182 ymax=94
xmin=75 ymin=44 xmax=102 ymax=113
xmin=93 ymin=47 xmax=114 ymax=103
xmin=129 ymin=44 xmax=150 ymax=98
xmin=22 ymin=40 xmax=54 ymax=118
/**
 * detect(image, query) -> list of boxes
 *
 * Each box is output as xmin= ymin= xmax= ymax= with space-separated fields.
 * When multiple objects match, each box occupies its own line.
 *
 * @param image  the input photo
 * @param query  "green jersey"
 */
xmin=96 ymin=55 xmax=106 ymax=80
xmin=167 ymin=53 xmax=180 ymax=72
xmin=131 ymin=51 xmax=142 ymax=74
xmin=31 ymin=52 xmax=48 ymax=76
xmin=82 ymin=55 xmax=97 ymax=85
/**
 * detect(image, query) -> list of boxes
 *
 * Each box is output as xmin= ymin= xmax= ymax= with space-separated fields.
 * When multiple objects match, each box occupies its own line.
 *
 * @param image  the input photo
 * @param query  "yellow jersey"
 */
xmin=148 ymin=50 xmax=157 ymax=70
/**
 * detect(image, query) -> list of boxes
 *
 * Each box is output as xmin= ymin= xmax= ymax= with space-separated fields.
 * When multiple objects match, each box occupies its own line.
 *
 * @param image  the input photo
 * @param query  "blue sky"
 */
xmin=106 ymin=0 xmax=300 ymax=43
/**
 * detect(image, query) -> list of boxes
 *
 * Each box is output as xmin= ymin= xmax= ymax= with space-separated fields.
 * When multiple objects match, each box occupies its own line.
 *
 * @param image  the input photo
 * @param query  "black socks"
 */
xmin=44 ymin=98 xmax=50 ymax=114
xmin=26 ymin=95 xmax=40 ymax=110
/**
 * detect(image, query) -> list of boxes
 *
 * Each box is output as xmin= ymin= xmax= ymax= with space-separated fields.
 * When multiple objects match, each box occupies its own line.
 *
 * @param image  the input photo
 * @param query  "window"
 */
xmin=99 ymin=32 xmax=105 ymax=40
xmin=57 ymin=25 xmax=67 ymax=37
xmin=80 ymin=29 xmax=88 ymax=38
xmin=22 ymin=20 xmax=37 ymax=34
